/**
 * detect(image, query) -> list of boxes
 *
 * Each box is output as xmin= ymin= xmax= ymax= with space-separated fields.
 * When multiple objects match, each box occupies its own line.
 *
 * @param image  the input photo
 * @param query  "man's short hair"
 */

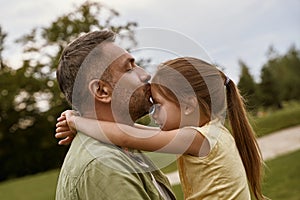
xmin=56 ymin=30 xmax=115 ymax=110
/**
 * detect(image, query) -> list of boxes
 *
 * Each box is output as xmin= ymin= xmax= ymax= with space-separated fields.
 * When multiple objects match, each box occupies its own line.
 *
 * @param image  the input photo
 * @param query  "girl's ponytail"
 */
xmin=221 ymin=72 xmax=265 ymax=200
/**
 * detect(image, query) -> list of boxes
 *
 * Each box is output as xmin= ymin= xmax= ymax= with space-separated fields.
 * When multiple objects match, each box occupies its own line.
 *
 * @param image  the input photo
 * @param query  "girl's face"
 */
xmin=150 ymin=86 xmax=181 ymax=131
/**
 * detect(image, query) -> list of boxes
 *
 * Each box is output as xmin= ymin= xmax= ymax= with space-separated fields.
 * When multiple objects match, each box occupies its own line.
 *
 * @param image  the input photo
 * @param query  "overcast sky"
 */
xmin=1 ymin=0 xmax=299 ymax=82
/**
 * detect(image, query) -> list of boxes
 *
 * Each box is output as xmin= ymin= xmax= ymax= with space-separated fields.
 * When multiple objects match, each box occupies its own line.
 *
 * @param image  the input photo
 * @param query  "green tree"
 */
xmin=0 ymin=27 xmax=7 ymax=69
xmin=259 ymin=45 xmax=300 ymax=109
xmin=0 ymin=1 xmax=137 ymax=181
xmin=279 ymin=45 xmax=300 ymax=101
xmin=237 ymin=60 xmax=260 ymax=111
xmin=259 ymin=62 xmax=282 ymax=108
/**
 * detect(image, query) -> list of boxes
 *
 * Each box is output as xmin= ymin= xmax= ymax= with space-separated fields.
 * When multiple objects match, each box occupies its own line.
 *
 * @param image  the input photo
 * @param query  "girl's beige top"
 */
xmin=177 ymin=119 xmax=250 ymax=200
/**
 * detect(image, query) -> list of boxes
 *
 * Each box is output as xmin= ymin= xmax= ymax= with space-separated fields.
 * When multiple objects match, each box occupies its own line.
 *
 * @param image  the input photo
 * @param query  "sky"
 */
xmin=0 ymin=0 xmax=299 ymax=82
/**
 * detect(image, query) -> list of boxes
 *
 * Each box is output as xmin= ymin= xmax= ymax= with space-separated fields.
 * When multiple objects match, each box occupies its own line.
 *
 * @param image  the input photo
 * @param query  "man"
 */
xmin=55 ymin=30 xmax=175 ymax=199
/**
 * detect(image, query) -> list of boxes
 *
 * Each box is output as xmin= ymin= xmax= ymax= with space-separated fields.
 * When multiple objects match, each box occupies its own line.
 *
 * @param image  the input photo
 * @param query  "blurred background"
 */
xmin=0 ymin=0 xmax=299 ymax=199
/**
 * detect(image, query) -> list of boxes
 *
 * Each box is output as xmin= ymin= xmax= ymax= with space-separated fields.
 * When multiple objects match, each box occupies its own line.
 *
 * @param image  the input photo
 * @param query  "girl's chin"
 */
xmin=157 ymin=124 xmax=165 ymax=130
xmin=160 ymin=126 xmax=171 ymax=131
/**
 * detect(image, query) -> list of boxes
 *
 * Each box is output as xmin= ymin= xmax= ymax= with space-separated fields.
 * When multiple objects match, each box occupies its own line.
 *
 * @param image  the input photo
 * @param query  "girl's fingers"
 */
xmin=56 ymin=126 xmax=71 ymax=133
xmin=58 ymin=136 xmax=74 ymax=146
xmin=57 ymin=115 xmax=66 ymax=122
xmin=55 ymin=130 xmax=76 ymax=139
xmin=55 ymin=110 xmax=77 ymax=146
xmin=61 ymin=110 xmax=74 ymax=117
xmin=57 ymin=109 xmax=74 ymax=122
xmin=56 ymin=120 xmax=68 ymax=127
xmin=65 ymin=110 xmax=77 ymax=119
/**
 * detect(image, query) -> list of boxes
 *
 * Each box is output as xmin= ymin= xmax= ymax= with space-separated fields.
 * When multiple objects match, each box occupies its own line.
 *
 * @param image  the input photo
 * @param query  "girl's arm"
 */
xmin=56 ymin=110 xmax=205 ymax=156
xmin=54 ymin=114 xmax=158 ymax=145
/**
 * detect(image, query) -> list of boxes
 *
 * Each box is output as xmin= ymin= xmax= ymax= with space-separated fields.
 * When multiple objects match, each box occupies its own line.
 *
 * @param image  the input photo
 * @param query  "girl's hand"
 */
xmin=55 ymin=110 xmax=78 ymax=145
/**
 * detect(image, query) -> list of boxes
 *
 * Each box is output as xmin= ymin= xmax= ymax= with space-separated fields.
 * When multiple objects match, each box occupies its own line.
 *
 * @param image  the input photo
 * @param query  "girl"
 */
xmin=56 ymin=57 xmax=265 ymax=200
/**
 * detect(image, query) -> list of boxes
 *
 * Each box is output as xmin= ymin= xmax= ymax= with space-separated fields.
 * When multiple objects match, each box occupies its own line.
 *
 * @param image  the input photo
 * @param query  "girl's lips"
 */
xmin=154 ymin=120 xmax=162 ymax=128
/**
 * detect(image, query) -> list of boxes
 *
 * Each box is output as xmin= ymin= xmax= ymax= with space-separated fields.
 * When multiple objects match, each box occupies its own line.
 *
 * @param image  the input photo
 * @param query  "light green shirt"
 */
xmin=56 ymin=132 xmax=175 ymax=200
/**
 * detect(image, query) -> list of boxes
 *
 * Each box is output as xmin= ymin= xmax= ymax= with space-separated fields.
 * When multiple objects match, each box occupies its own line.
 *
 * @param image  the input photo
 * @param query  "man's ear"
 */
xmin=88 ymin=79 xmax=112 ymax=103
xmin=183 ymin=96 xmax=198 ymax=115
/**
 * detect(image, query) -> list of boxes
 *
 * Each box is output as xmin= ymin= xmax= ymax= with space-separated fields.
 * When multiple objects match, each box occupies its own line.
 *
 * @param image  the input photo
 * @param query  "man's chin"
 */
xmin=130 ymin=107 xmax=150 ymax=123
xmin=129 ymin=85 xmax=152 ymax=122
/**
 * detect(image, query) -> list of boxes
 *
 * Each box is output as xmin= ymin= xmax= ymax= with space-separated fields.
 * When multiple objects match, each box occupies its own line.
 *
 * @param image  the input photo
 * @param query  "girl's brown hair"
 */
xmin=152 ymin=57 xmax=264 ymax=200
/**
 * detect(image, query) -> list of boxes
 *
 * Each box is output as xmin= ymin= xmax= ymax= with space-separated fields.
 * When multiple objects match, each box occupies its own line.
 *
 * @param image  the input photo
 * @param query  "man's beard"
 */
xmin=129 ymin=87 xmax=152 ymax=121
xmin=111 ymin=84 xmax=152 ymax=125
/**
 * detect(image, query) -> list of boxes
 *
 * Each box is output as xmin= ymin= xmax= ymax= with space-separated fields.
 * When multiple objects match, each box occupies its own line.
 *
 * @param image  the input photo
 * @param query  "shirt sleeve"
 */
xmin=75 ymin=157 xmax=154 ymax=200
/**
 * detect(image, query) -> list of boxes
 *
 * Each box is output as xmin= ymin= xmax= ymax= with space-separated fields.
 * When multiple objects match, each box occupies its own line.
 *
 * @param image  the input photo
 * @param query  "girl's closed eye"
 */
xmin=154 ymin=104 xmax=161 ymax=112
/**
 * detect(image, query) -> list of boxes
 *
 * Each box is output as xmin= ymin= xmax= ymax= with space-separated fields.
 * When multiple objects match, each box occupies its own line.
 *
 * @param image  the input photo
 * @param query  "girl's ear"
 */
xmin=184 ymin=96 xmax=198 ymax=115
xmin=88 ymin=79 xmax=112 ymax=103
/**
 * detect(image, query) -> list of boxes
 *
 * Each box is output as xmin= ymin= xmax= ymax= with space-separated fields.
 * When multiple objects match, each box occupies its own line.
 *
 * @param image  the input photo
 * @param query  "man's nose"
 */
xmin=136 ymin=66 xmax=151 ymax=83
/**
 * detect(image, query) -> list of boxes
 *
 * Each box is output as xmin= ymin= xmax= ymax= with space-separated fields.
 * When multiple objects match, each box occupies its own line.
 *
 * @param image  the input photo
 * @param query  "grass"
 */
xmin=252 ymin=102 xmax=300 ymax=137
xmin=262 ymin=149 xmax=300 ymax=200
xmin=1 ymin=150 xmax=299 ymax=200
xmin=0 ymin=102 xmax=300 ymax=199
xmin=170 ymin=150 xmax=300 ymax=200
xmin=0 ymin=169 xmax=59 ymax=200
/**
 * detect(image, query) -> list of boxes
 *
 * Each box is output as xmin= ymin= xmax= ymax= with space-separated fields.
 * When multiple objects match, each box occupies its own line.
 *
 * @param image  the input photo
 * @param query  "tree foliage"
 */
xmin=0 ymin=27 xmax=7 ymax=69
xmin=0 ymin=1 xmax=137 ymax=181
xmin=0 ymin=0 xmax=299 ymax=182
xmin=259 ymin=45 xmax=300 ymax=108
xmin=237 ymin=60 xmax=260 ymax=110
xmin=238 ymin=45 xmax=300 ymax=110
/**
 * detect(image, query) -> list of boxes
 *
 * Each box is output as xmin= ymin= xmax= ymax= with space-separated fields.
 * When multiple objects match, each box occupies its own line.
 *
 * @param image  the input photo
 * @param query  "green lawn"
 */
xmin=1 ymin=150 xmax=299 ymax=200
xmin=0 ymin=102 xmax=300 ymax=199
xmin=252 ymin=102 xmax=300 ymax=137
xmin=170 ymin=150 xmax=300 ymax=200
xmin=0 ymin=169 xmax=59 ymax=200
xmin=262 ymin=149 xmax=300 ymax=200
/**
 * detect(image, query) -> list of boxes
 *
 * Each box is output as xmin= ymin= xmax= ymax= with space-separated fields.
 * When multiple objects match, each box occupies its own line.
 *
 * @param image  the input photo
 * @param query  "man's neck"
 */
xmin=81 ymin=109 xmax=113 ymax=121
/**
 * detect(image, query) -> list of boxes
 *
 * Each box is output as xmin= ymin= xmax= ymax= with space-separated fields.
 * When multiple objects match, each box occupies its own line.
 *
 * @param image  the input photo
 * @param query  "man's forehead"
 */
xmin=93 ymin=42 xmax=128 ymax=69
xmin=99 ymin=42 xmax=127 ymax=57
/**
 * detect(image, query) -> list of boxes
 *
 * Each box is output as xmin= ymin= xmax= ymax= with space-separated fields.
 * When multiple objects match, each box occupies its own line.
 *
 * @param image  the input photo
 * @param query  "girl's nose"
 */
xmin=150 ymin=105 xmax=159 ymax=120
xmin=152 ymin=111 xmax=158 ymax=120
xmin=150 ymin=108 xmax=155 ymax=119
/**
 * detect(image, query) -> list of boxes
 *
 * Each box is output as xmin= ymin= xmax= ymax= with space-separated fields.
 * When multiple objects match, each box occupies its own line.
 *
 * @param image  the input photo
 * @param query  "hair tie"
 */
xmin=225 ymin=76 xmax=230 ymax=86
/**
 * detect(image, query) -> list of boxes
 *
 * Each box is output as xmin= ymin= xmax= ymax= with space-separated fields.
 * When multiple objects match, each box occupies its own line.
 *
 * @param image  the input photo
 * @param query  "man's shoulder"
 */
xmin=57 ymin=133 xmax=175 ymax=200
xmin=68 ymin=133 xmax=129 ymax=161
xmin=61 ymin=133 xmax=141 ymax=173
